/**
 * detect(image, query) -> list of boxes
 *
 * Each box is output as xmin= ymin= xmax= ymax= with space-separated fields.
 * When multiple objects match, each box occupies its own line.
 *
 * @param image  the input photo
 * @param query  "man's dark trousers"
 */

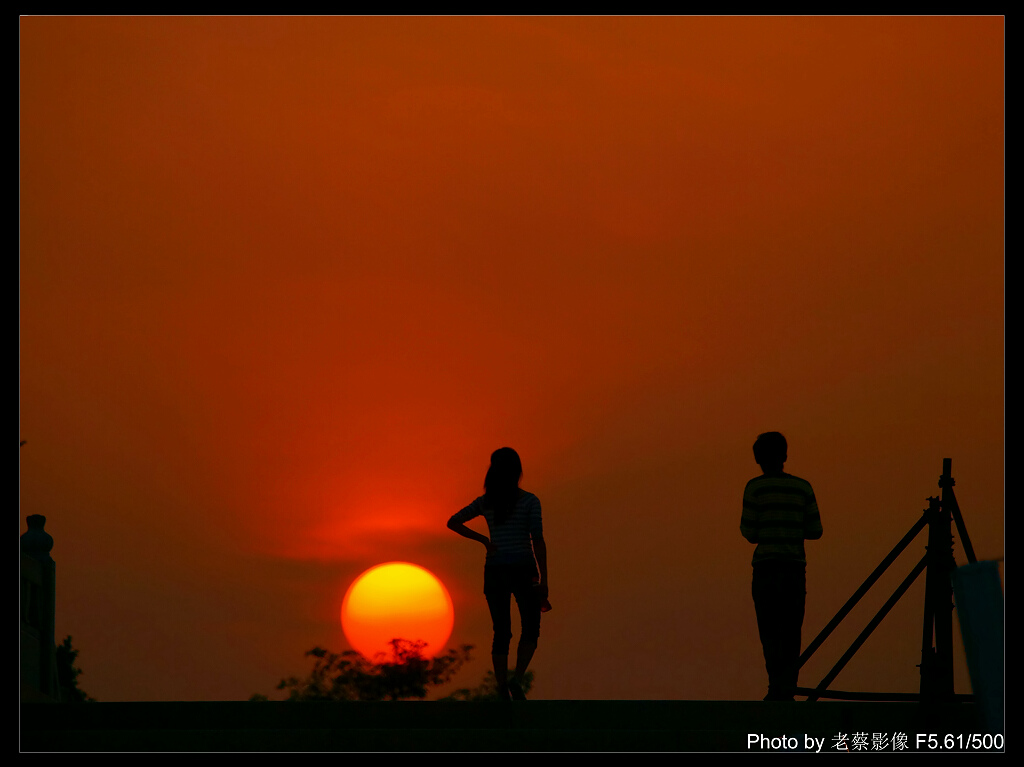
xmin=752 ymin=559 xmax=806 ymax=700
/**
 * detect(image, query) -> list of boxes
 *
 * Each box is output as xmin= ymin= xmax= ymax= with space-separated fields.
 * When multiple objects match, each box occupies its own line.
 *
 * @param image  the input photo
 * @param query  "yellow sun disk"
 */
xmin=341 ymin=562 xmax=454 ymax=659
xmin=347 ymin=568 xmax=447 ymax=617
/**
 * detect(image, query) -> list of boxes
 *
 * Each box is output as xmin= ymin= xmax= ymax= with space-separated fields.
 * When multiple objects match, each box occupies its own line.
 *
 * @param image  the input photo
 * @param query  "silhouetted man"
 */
xmin=741 ymin=432 xmax=822 ymax=701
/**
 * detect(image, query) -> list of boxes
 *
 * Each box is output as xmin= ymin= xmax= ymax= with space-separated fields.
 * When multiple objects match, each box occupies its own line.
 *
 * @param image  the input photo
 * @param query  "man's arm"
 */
xmin=741 ymin=483 xmax=759 ymax=543
xmin=803 ymin=490 xmax=823 ymax=540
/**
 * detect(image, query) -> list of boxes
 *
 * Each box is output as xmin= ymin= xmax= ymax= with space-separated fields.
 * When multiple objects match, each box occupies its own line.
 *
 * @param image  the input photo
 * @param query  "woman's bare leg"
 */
xmin=492 ymin=652 xmax=510 ymax=698
xmin=513 ymin=641 xmax=536 ymax=683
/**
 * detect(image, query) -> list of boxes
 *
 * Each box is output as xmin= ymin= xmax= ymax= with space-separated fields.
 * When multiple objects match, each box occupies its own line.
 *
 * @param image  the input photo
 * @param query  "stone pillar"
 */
xmin=21 ymin=515 xmax=58 ymax=701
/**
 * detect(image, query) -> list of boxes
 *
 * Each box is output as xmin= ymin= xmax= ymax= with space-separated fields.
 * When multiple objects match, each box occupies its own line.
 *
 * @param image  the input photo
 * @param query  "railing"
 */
xmin=797 ymin=459 xmax=979 ymax=704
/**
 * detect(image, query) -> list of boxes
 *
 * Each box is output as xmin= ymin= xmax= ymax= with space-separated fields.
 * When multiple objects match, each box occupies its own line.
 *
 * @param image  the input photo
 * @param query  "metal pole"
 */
xmin=926 ymin=460 xmax=956 ymax=700
xmin=942 ymin=474 xmax=977 ymax=565
xmin=919 ymin=495 xmax=939 ymax=697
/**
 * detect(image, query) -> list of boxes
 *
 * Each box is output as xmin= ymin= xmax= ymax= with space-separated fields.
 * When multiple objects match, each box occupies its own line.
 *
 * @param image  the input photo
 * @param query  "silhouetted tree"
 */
xmin=55 ymin=635 xmax=95 ymax=702
xmin=252 ymin=639 xmax=474 ymax=701
xmin=439 ymin=669 xmax=535 ymax=701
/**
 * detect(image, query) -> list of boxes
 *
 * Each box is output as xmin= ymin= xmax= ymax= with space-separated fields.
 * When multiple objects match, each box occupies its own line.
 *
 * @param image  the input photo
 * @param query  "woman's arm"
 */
xmin=447 ymin=517 xmax=495 ymax=553
xmin=533 ymin=534 xmax=548 ymax=598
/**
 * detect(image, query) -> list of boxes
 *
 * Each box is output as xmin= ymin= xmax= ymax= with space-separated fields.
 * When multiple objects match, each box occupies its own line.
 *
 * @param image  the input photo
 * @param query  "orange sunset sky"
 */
xmin=21 ymin=17 xmax=1003 ymax=702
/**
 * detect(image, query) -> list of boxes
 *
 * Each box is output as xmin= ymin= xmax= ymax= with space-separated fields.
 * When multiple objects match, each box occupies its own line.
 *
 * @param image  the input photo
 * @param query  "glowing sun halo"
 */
xmin=341 ymin=562 xmax=454 ymax=660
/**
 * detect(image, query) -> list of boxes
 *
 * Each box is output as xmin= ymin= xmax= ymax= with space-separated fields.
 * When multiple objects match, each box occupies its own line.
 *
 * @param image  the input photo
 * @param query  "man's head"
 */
xmin=753 ymin=432 xmax=787 ymax=471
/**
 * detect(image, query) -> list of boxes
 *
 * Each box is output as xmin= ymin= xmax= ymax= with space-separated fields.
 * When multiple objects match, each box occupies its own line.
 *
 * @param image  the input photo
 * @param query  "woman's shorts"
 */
xmin=483 ymin=561 xmax=541 ymax=654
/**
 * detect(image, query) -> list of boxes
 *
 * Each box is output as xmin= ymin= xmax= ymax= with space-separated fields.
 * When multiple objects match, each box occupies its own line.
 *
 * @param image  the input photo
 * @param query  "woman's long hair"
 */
xmin=483 ymin=447 xmax=522 ymax=525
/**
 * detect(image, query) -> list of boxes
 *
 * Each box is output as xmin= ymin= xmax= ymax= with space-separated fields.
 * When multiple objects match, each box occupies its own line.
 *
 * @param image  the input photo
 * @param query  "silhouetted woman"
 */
xmin=447 ymin=447 xmax=548 ymax=701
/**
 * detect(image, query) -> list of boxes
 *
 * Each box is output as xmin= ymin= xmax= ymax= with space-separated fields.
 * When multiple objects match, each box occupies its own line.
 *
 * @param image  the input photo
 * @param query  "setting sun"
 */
xmin=341 ymin=562 xmax=455 ymax=661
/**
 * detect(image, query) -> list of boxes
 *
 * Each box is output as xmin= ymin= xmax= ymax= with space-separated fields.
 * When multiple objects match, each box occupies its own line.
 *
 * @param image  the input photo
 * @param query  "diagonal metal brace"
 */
xmin=806 ymin=554 xmax=929 ymax=702
xmin=798 ymin=512 xmax=929 ymax=669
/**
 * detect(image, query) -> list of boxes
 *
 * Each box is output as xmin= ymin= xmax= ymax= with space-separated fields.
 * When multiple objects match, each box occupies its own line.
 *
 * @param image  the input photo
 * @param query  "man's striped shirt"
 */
xmin=741 ymin=472 xmax=822 ymax=564
xmin=449 ymin=491 xmax=543 ymax=565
